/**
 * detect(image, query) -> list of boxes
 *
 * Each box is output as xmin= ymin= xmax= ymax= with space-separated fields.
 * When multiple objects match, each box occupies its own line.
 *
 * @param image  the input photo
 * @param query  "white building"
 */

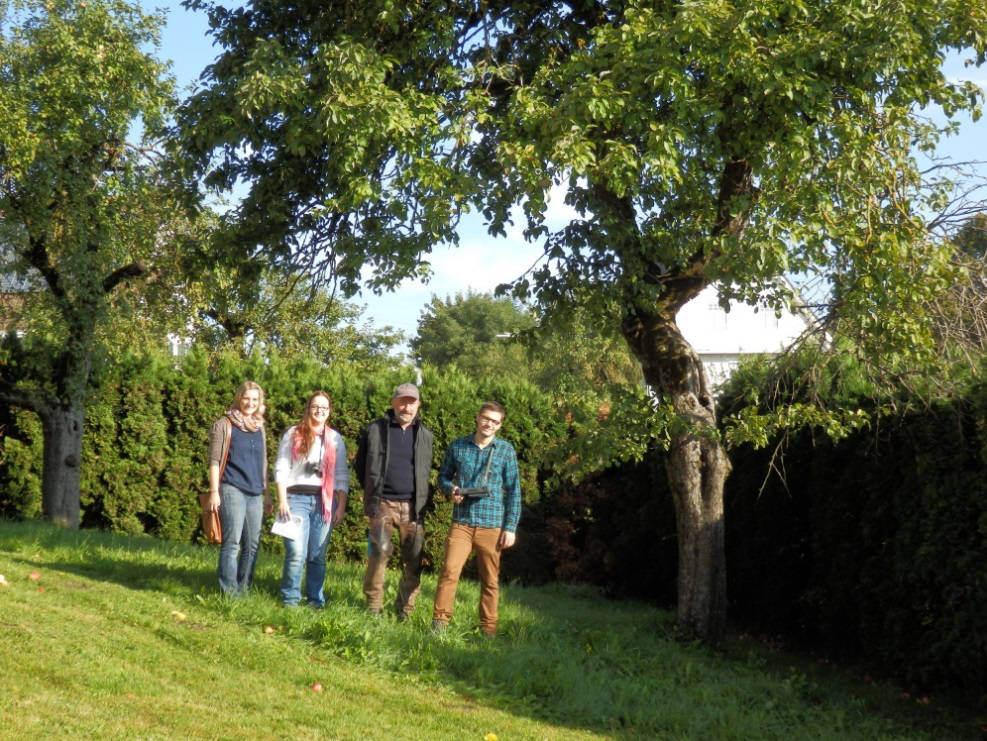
xmin=677 ymin=283 xmax=812 ymax=387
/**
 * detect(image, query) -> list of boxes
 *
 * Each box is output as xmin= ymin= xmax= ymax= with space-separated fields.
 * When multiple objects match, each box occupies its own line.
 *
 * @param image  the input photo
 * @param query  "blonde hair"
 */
xmin=232 ymin=381 xmax=265 ymax=421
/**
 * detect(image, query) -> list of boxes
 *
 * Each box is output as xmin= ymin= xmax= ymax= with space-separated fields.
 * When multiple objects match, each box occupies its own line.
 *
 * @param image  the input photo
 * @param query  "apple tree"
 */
xmin=0 ymin=0 xmax=181 ymax=527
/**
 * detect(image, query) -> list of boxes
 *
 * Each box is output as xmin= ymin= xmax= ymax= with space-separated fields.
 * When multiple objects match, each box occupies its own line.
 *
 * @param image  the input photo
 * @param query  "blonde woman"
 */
xmin=274 ymin=391 xmax=349 ymax=607
xmin=207 ymin=381 xmax=271 ymax=595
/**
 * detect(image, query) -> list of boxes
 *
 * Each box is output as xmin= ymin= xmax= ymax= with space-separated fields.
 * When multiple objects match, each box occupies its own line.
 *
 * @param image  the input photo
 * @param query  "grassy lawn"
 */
xmin=0 ymin=520 xmax=980 ymax=740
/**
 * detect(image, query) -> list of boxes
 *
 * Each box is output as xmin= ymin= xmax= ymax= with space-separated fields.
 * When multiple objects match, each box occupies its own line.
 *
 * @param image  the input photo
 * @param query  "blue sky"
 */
xmin=148 ymin=1 xmax=986 ymax=341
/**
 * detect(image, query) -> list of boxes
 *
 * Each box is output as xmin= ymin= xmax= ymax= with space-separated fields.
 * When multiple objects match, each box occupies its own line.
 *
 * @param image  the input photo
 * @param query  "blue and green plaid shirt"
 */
xmin=438 ymin=435 xmax=521 ymax=532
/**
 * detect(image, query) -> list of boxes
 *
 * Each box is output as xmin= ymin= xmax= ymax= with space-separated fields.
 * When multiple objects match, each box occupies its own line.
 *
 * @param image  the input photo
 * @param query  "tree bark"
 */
xmin=622 ymin=305 xmax=731 ymax=643
xmin=39 ymin=404 xmax=84 ymax=529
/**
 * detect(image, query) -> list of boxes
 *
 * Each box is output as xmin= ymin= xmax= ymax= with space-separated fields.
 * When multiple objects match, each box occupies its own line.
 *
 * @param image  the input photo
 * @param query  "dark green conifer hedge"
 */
xmin=723 ymin=393 xmax=987 ymax=691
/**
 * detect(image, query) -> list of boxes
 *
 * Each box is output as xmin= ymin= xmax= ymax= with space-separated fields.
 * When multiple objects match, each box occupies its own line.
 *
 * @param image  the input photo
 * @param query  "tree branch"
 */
xmin=0 ymin=378 xmax=53 ymax=418
xmin=102 ymin=262 xmax=147 ymax=293
xmin=25 ymin=235 xmax=65 ymax=299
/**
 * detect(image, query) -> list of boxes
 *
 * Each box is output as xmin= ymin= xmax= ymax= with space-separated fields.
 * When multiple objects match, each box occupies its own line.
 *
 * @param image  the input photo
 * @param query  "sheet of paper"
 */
xmin=271 ymin=514 xmax=303 ymax=540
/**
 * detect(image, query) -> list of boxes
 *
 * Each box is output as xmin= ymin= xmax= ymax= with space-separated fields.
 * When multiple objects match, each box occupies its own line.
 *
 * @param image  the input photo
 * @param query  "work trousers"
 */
xmin=432 ymin=523 xmax=502 ymax=635
xmin=362 ymin=499 xmax=425 ymax=615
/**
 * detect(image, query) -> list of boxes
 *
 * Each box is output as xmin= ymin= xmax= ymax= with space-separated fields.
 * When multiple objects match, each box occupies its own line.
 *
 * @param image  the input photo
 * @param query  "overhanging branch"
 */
xmin=102 ymin=262 xmax=147 ymax=293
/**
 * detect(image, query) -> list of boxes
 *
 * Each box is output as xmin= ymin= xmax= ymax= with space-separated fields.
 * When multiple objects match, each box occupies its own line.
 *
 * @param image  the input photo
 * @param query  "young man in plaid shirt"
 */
xmin=431 ymin=401 xmax=521 ymax=636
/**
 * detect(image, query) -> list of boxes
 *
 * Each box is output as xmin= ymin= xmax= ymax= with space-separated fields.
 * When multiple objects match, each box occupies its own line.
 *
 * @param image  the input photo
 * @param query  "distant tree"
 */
xmin=193 ymin=265 xmax=404 ymax=366
xmin=411 ymin=292 xmax=533 ymax=377
xmin=0 ymin=0 xmax=180 ymax=527
xmin=528 ymin=296 xmax=644 ymax=395
xmin=953 ymin=213 xmax=987 ymax=260
xmin=923 ymin=213 xmax=987 ymax=362
xmin=410 ymin=291 xmax=642 ymax=417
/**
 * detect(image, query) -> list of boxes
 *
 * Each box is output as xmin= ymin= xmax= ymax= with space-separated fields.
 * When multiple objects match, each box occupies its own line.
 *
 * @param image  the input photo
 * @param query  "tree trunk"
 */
xmin=622 ymin=306 xmax=731 ymax=643
xmin=39 ymin=404 xmax=84 ymax=529
xmin=2 ymin=295 xmax=100 ymax=529
xmin=664 ymin=410 xmax=730 ymax=641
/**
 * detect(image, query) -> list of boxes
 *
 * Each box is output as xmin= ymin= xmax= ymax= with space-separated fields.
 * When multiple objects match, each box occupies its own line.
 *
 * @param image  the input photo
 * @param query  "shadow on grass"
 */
xmin=297 ymin=565 xmax=978 ymax=740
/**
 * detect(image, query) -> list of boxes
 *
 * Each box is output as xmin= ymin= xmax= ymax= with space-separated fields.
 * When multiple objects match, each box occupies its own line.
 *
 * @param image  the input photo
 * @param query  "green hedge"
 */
xmin=0 ymin=408 xmax=43 ymax=520
xmin=0 ymin=347 xmax=564 ymax=582
xmin=538 ymin=455 xmax=678 ymax=603
xmin=723 ymin=393 xmax=987 ymax=692
xmin=488 ymin=367 xmax=987 ymax=693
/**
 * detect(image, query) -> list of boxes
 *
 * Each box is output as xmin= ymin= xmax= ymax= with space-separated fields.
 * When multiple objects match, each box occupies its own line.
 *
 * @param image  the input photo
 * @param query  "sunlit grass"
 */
xmin=0 ymin=520 xmax=979 ymax=740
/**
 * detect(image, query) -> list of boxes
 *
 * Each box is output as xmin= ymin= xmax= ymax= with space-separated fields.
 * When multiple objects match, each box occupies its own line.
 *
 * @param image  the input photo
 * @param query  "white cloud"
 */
xmin=427 ymin=241 xmax=537 ymax=294
xmin=357 ymin=238 xmax=539 ymax=340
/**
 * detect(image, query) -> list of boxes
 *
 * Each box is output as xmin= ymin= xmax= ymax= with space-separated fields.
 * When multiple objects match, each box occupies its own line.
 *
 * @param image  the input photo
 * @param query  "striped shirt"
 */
xmin=438 ymin=435 xmax=521 ymax=532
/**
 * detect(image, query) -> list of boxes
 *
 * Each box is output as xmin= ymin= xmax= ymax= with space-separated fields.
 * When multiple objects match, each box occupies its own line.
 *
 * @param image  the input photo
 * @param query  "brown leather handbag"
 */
xmin=198 ymin=492 xmax=223 ymax=544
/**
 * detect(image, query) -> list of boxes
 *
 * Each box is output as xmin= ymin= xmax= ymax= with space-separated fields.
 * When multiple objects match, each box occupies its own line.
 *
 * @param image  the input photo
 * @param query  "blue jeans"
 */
xmin=217 ymin=483 xmax=264 ymax=595
xmin=280 ymin=494 xmax=336 ymax=607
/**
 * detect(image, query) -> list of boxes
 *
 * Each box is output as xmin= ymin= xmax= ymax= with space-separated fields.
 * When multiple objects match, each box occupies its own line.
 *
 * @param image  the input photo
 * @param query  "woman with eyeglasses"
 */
xmin=273 ymin=390 xmax=349 ymax=607
xmin=207 ymin=381 xmax=271 ymax=595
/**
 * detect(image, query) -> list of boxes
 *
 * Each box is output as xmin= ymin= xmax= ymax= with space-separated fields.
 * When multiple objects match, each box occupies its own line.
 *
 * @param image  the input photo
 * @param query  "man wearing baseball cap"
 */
xmin=354 ymin=383 xmax=434 ymax=619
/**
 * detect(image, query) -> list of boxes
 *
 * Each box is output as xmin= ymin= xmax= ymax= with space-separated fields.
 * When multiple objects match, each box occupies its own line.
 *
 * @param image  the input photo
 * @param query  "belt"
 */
xmin=287 ymin=485 xmax=321 ymax=496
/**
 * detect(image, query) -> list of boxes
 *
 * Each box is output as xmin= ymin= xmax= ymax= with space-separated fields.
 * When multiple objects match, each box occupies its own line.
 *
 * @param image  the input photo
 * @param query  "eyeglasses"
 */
xmin=310 ymin=405 xmax=330 ymax=412
xmin=478 ymin=415 xmax=502 ymax=426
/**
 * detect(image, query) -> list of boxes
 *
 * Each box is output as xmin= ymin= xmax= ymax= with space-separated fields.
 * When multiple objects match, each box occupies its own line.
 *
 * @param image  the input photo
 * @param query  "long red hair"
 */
xmin=292 ymin=391 xmax=331 ymax=460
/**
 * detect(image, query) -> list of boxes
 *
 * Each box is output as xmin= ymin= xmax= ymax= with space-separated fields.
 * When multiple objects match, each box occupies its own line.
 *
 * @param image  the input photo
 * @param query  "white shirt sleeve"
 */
xmin=331 ymin=430 xmax=349 ymax=492
xmin=273 ymin=426 xmax=296 ymax=484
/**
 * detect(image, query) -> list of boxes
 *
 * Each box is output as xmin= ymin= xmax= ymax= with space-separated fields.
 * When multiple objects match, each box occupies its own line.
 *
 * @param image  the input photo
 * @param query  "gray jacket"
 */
xmin=355 ymin=411 xmax=433 ymax=519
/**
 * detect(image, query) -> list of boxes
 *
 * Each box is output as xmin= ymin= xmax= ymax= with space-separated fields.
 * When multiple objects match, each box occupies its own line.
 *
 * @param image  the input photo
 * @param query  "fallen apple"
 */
xmin=310 ymin=682 xmax=323 ymax=693
xmin=28 ymin=572 xmax=41 ymax=581
xmin=263 ymin=625 xmax=276 ymax=634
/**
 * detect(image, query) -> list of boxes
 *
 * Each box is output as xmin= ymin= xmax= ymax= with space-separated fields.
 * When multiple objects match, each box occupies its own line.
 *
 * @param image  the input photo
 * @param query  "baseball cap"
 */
xmin=392 ymin=383 xmax=420 ymax=400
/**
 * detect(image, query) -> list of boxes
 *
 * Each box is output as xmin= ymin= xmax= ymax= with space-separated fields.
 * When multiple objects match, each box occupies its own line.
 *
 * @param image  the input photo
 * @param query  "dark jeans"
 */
xmin=362 ymin=500 xmax=424 ymax=614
